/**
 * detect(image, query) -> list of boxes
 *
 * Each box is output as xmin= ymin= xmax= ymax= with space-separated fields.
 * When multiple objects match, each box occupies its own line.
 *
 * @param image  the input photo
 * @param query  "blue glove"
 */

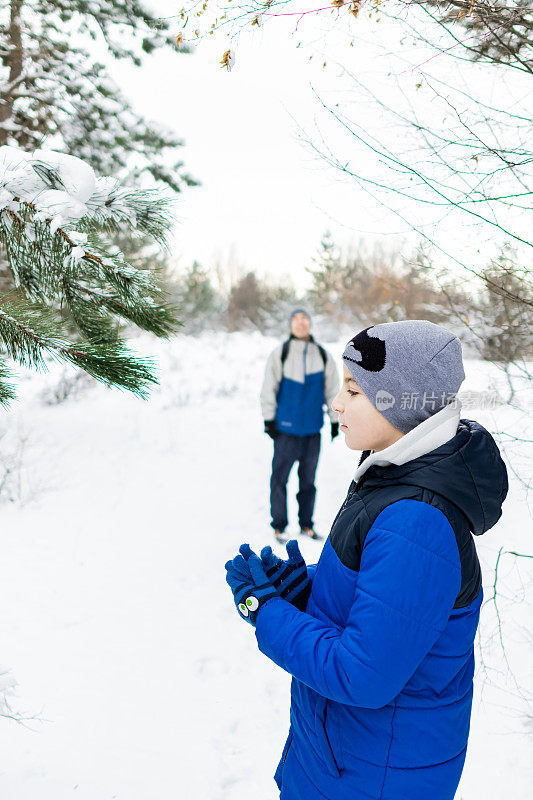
xmin=240 ymin=540 xmax=311 ymax=612
xmin=225 ymin=550 xmax=279 ymax=626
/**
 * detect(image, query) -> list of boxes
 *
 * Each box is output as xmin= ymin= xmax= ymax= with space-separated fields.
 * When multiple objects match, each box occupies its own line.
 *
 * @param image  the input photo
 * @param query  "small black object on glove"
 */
xmin=264 ymin=420 xmax=278 ymax=440
xmin=331 ymin=422 xmax=339 ymax=441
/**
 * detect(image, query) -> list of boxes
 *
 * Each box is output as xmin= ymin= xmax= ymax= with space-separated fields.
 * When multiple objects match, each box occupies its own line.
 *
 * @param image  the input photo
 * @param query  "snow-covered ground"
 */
xmin=0 ymin=331 xmax=531 ymax=799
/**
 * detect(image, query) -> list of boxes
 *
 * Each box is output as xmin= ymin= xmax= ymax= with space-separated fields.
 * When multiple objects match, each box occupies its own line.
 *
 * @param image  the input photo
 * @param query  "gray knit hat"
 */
xmin=342 ymin=320 xmax=465 ymax=433
xmin=289 ymin=307 xmax=311 ymax=324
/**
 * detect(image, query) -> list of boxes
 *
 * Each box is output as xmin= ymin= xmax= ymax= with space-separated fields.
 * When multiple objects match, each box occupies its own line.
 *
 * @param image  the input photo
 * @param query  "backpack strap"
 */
xmin=317 ymin=343 xmax=327 ymax=369
xmin=280 ymin=338 xmax=291 ymax=367
xmin=280 ymin=337 xmax=327 ymax=372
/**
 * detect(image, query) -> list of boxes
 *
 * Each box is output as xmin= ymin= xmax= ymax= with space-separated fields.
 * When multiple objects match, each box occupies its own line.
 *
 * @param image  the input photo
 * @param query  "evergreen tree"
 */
xmin=0 ymin=146 xmax=181 ymax=404
xmin=480 ymin=248 xmax=533 ymax=368
xmin=0 ymin=0 xmax=197 ymax=192
xmin=306 ymin=231 xmax=343 ymax=315
xmin=174 ymin=261 xmax=222 ymax=332
xmin=307 ymin=232 xmax=373 ymax=323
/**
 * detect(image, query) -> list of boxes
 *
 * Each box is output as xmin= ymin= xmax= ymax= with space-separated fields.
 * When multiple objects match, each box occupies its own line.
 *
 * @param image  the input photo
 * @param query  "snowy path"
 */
xmin=0 ymin=332 xmax=531 ymax=799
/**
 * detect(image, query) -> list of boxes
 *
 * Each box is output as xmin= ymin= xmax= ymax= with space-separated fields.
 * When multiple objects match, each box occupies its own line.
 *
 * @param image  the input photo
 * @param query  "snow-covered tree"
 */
xmin=0 ymin=146 xmax=180 ymax=404
xmin=0 ymin=0 xmax=196 ymax=192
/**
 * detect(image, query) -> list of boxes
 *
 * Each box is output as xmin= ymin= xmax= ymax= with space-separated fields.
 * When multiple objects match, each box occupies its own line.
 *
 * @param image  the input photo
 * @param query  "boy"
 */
xmin=226 ymin=320 xmax=508 ymax=800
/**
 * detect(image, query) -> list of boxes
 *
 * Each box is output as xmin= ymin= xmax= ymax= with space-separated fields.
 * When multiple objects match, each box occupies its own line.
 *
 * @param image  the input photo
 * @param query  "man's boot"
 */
xmin=300 ymin=527 xmax=323 ymax=541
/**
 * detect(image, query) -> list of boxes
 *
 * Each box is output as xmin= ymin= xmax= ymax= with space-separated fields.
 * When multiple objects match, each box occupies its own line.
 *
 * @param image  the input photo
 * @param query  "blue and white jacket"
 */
xmin=260 ymin=336 xmax=339 ymax=436
xmin=255 ymin=403 xmax=508 ymax=800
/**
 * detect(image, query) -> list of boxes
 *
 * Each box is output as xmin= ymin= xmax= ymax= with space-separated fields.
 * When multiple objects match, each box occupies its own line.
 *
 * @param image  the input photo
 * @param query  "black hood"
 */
xmin=359 ymin=420 xmax=509 ymax=536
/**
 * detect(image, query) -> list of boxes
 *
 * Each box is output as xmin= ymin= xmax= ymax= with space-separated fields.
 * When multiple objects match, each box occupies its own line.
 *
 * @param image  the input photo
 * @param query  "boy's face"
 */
xmin=332 ymin=365 xmax=405 ymax=453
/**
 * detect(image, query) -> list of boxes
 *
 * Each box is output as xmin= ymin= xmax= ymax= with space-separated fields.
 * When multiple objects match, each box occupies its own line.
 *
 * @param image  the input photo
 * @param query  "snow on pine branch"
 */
xmin=0 ymin=146 xmax=180 ymax=404
xmin=0 ymin=145 xmax=176 ymax=319
xmin=0 ymin=146 xmax=174 ymax=251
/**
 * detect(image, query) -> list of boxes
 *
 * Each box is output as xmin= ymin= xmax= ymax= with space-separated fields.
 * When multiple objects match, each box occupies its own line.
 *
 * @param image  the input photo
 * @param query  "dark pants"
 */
xmin=270 ymin=433 xmax=321 ymax=532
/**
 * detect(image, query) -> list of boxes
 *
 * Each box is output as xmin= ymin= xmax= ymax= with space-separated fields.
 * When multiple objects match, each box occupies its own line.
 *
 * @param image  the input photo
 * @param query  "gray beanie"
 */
xmin=289 ymin=307 xmax=311 ymax=324
xmin=342 ymin=320 xmax=465 ymax=434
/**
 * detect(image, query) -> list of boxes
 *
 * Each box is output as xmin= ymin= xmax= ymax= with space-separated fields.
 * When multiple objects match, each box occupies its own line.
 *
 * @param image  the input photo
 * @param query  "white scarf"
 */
xmin=354 ymin=401 xmax=462 ymax=483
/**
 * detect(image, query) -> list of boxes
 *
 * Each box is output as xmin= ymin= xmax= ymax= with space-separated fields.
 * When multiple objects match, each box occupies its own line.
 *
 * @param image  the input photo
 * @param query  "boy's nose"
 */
xmin=332 ymin=393 xmax=343 ymax=413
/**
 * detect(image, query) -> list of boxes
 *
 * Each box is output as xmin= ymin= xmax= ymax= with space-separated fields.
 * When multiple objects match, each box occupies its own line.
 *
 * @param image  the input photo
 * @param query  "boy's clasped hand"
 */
xmin=225 ymin=540 xmax=311 ymax=626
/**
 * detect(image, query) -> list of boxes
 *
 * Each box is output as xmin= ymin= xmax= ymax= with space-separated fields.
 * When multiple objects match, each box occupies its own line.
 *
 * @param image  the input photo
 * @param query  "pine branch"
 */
xmin=0 ymin=168 xmax=180 ymax=336
xmin=0 ymin=357 xmax=16 ymax=406
xmin=82 ymin=187 xmax=175 ymax=246
xmin=0 ymin=296 xmax=157 ymax=398
xmin=74 ymin=284 xmax=182 ymax=338
xmin=0 ymin=148 xmax=182 ymax=401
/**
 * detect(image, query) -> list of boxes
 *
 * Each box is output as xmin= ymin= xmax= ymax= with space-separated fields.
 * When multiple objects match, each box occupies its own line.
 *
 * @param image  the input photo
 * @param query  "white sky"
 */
xmin=112 ymin=4 xmax=531 ymax=288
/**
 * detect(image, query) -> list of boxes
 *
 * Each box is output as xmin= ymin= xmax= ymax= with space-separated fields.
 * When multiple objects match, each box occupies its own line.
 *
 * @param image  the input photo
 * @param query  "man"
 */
xmin=261 ymin=309 xmax=340 ymax=542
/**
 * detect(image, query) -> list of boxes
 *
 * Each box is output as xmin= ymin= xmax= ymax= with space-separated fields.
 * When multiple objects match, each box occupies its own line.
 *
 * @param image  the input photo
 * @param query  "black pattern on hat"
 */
xmin=345 ymin=327 xmax=387 ymax=372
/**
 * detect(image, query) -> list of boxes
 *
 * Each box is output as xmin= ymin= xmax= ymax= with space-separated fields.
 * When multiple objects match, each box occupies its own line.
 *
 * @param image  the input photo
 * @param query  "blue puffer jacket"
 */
xmin=255 ymin=418 xmax=508 ymax=800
